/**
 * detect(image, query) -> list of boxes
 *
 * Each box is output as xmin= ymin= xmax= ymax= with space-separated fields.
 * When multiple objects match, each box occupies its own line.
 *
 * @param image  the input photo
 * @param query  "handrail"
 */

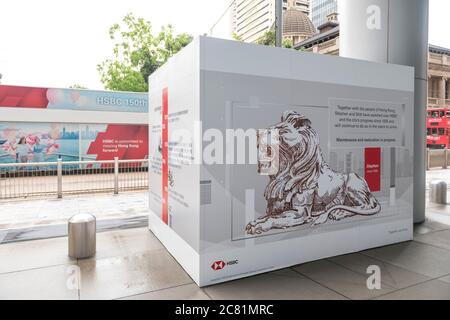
xmin=428 ymin=98 xmax=450 ymax=107
xmin=0 ymin=158 xmax=149 ymax=200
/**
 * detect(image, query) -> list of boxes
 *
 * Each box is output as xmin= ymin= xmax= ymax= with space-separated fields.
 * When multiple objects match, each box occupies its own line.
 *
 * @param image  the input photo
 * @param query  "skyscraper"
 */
xmin=232 ymin=0 xmax=310 ymax=43
xmin=310 ymin=0 xmax=338 ymax=29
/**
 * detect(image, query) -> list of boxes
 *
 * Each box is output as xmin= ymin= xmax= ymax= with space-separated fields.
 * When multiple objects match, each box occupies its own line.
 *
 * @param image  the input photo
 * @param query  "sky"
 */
xmin=0 ymin=0 xmax=448 ymax=90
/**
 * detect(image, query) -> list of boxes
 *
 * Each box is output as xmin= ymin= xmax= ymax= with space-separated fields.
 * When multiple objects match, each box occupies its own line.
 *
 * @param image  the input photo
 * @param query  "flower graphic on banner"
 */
xmin=0 ymin=125 xmax=61 ymax=161
xmin=1 ymin=128 xmax=19 ymax=156
xmin=45 ymin=124 xmax=61 ymax=155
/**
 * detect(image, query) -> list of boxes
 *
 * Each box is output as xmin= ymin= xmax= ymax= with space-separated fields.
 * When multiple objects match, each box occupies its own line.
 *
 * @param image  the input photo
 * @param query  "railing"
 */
xmin=0 ymin=158 xmax=148 ymax=201
xmin=428 ymin=97 xmax=450 ymax=108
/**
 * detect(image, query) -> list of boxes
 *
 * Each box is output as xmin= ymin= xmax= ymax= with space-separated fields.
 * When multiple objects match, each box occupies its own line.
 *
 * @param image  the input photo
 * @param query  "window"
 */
xmin=439 ymin=128 xmax=445 ymax=136
xmin=427 ymin=128 xmax=431 ymax=135
xmin=446 ymin=111 xmax=450 ymax=118
xmin=432 ymin=128 xmax=438 ymax=135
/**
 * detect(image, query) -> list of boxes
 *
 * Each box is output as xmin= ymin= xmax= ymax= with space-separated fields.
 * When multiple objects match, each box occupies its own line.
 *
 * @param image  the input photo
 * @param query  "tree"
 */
xmin=255 ymin=30 xmax=293 ymax=48
xmin=140 ymin=25 xmax=192 ymax=86
xmin=97 ymin=13 xmax=192 ymax=92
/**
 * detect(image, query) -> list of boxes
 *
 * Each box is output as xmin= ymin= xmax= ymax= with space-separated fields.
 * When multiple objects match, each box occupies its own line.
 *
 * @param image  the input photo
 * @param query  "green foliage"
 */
xmin=255 ymin=30 xmax=293 ymax=48
xmin=98 ymin=13 xmax=193 ymax=92
xmin=232 ymin=33 xmax=243 ymax=41
xmin=255 ymin=30 xmax=276 ymax=46
xmin=283 ymin=38 xmax=293 ymax=49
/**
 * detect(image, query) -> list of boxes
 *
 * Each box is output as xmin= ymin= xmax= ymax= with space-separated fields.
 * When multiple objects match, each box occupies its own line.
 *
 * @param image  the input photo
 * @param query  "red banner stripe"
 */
xmin=162 ymin=88 xmax=169 ymax=225
xmin=0 ymin=85 xmax=49 ymax=108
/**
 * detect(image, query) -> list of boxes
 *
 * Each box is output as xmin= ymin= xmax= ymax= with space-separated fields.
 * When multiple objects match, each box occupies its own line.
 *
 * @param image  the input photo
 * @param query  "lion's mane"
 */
xmin=264 ymin=111 xmax=328 ymax=203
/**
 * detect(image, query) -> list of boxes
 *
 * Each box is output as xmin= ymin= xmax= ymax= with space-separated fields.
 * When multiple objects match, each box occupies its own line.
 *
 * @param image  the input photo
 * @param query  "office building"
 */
xmin=232 ymin=0 xmax=311 ymax=43
xmin=310 ymin=0 xmax=338 ymax=29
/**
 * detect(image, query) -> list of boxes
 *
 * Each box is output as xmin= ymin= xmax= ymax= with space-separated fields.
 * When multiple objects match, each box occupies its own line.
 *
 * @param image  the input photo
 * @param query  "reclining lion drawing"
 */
xmin=246 ymin=111 xmax=381 ymax=235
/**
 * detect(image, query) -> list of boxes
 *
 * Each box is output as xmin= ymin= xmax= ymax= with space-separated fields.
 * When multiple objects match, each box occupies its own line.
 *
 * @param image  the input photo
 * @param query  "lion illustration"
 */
xmin=246 ymin=111 xmax=381 ymax=235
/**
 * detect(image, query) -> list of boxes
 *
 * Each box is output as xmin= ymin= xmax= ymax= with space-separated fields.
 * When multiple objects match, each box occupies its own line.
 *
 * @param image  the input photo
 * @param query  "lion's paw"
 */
xmin=329 ymin=210 xmax=352 ymax=221
xmin=295 ymin=215 xmax=313 ymax=225
xmin=245 ymin=222 xmax=264 ymax=235
xmin=312 ymin=214 xmax=328 ymax=226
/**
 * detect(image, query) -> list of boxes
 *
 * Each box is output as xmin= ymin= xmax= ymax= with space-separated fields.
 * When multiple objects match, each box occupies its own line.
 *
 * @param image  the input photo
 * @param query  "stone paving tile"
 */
xmin=0 ymin=264 xmax=78 ymax=300
xmin=329 ymin=253 xmax=432 ymax=289
xmin=374 ymin=279 xmax=450 ymax=300
xmin=94 ymin=227 xmax=164 ymax=260
xmin=293 ymin=260 xmax=396 ymax=300
xmin=0 ymin=236 xmax=74 ymax=274
xmin=363 ymin=241 xmax=450 ymax=278
xmin=78 ymin=249 xmax=193 ymax=300
xmin=414 ymin=216 xmax=450 ymax=235
xmin=414 ymin=229 xmax=450 ymax=251
xmin=203 ymin=269 xmax=346 ymax=300
xmin=120 ymin=284 xmax=210 ymax=300
xmin=421 ymin=210 xmax=450 ymax=228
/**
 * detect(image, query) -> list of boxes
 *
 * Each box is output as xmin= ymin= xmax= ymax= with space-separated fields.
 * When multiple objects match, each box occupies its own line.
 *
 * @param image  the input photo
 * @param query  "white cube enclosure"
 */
xmin=149 ymin=37 xmax=414 ymax=287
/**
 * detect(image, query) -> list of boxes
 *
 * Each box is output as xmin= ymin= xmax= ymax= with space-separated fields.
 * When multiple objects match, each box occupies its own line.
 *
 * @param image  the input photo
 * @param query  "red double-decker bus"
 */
xmin=427 ymin=108 xmax=450 ymax=149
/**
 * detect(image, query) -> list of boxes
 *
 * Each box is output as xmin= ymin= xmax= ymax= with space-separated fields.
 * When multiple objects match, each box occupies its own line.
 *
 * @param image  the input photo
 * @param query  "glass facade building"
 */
xmin=232 ymin=0 xmax=310 ymax=43
xmin=310 ymin=0 xmax=338 ymax=28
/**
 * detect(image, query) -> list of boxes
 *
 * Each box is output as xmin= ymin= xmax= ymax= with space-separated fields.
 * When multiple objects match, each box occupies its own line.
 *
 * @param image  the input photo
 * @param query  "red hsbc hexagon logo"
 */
xmin=211 ymin=260 xmax=226 ymax=271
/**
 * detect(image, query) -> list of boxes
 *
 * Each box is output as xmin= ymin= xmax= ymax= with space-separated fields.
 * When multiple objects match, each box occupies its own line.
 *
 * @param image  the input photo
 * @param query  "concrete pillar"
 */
xmin=428 ymin=77 xmax=432 ymax=98
xmin=433 ymin=78 xmax=439 ymax=98
xmin=439 ymin=77 xmax=447 ymax=103
xmin=445 ymin=78 xmax=449 ymax=101
xmin=447 ymin=80 xmax=450 ymax=101
xmin=432 ymin=78 xmax=438 ymax=98
xmin=339 ymin=0 xmax=429 ymax=224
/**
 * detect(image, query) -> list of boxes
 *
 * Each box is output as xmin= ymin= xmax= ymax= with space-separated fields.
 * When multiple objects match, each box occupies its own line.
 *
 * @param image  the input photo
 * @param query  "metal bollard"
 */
xmin=429 ymin=181 xmax=448 ymax=205
xmin=68 ymin=214 xmax=96 ymax=259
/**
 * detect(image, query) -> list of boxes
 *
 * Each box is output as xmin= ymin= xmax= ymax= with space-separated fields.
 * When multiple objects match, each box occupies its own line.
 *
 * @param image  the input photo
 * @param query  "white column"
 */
xmin=339 ymin=0 xmax=429 ymax=224
xmin=439 ymin=77 xmax=447 ymax=103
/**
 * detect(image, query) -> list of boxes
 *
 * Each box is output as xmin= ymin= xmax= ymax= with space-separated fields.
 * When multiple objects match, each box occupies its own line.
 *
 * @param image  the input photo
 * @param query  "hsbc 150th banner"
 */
xmin=0 ymin=85 xmax=148 ymax=113
xmin=0 ymin=85 xmax=148 ymax=164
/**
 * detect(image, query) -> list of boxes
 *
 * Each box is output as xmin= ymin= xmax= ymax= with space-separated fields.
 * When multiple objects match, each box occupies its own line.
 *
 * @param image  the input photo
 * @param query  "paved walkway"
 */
xmin=0 ymin=171 xmax=450 ymax=299
xmin=427 ymin=168 xmax=450 ymax=189
xmin=0 ymin=215 xmax=449 ymax=300
xmin=0 ymin=192 xmax=148 ymax=243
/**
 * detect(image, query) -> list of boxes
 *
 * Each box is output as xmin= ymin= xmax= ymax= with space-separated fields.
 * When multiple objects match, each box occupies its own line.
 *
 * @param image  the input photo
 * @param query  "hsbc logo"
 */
xmin=211 ymin=260 xmax=239 ymax=271
xmin=211 ymin=261 xmax=226 ymax=271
